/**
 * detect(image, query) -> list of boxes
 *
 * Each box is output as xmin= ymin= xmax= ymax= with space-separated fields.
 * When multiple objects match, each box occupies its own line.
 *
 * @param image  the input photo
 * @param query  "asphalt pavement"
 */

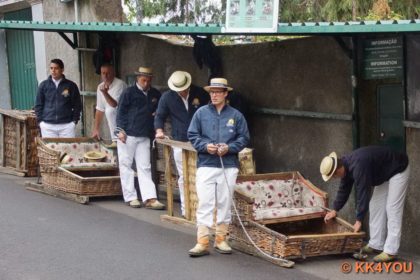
xmin=0 ymin=173 xmax=418 ymax=280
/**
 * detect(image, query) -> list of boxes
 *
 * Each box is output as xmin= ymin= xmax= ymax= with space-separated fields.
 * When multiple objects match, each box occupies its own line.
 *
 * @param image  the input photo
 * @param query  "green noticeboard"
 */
xmin=224 ymin=0 xmax=279 ymax=33
xmin=363 ymin=37 xmax=403 ymax=80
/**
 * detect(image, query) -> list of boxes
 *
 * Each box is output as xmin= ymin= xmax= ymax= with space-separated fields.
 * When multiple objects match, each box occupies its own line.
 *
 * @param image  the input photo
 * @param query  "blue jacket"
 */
xmin=116 ymin=85 xmax=161 ymax=138
xmin=333 ymin=146 xmax=409 ymax=221
xmin=34 ymin=75 xmax=82 ymax=124
xmin=188 ymin=104 xmax=250 ymax=168
xmin=154 ymin=85 xmax=210 ymax=141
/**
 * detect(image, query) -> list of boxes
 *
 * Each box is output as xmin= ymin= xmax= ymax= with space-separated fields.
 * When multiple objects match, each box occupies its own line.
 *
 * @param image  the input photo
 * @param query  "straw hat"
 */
xmin=320 ymin=152 xmax=338 ymax=182
xmin=168 ymin=71 xmax=192 ymax=92
xmin=83 ymin=151 xmax=107 ymax=162
xmin=135 ymin=67 xmax=153 ymax=76
xmin=204 ymin=78 xmax=233 ymax=92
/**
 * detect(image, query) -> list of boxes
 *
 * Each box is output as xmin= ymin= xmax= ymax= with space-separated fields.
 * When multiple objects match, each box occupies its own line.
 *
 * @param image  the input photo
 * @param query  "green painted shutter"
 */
xmin=5 ymin=8 xmax=38 ymax=110
xmin=377 ymin=84 xmax=405 ymax=152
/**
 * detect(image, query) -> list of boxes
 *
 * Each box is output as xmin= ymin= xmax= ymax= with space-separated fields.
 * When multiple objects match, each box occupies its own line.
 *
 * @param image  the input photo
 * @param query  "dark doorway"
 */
xmin=377 ymin=84 xmax=405 ymax=152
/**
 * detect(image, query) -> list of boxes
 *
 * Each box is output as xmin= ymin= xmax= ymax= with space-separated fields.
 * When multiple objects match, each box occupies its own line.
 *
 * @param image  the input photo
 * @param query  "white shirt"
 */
xmin=136 ymin=83 xmax=148 ymax=96
xmin=96 ymin=77 xmax=127 ymax=139
xmin=178 ymin=93 xmax=189 ymax=111
xmin=52 ymin=78 xmax=62 ymax=88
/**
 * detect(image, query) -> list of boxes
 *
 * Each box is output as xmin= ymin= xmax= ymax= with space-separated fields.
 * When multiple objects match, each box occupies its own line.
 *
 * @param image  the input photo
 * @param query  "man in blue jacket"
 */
xmin=187 ymin=78 xmax=249 ymax=257
xmin=35 ymin=58 xmax=81 ymax=137
xmin=155 ymin=71 xmax=210 ymax=217
xmin=320 ymin=146 xmax=410 ymax=262
xmin=116 ymin=67 xmax=165 ymax=210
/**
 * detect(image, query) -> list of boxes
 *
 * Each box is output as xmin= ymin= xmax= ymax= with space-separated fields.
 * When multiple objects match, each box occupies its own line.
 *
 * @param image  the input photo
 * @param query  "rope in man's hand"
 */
xmin=152 ymin=135 xmax=170 ymax=149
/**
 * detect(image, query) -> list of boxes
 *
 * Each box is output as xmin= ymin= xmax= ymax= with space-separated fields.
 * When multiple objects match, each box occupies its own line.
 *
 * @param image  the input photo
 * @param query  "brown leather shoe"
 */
xmin=145 ymin=199 xmax=165 ymax=210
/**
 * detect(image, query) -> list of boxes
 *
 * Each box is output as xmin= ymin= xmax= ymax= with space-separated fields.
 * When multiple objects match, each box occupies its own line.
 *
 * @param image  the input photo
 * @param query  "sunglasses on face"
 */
xmin=209 ymin=91 xmax=226 ymax=95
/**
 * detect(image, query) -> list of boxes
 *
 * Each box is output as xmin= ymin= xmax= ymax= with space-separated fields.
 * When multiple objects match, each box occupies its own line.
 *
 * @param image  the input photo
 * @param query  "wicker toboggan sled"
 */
xmin=229 ymin=172 xmax=365 ymax=265
xmin=36 ymin=137 xmax=121 ymax=196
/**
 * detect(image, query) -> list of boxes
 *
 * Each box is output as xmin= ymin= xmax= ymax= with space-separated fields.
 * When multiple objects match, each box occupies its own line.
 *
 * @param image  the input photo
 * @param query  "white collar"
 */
xmin=136 ymin=83 xmax=148 ymax=95
xmin=52 ymin=78 xmax=62 ymax=88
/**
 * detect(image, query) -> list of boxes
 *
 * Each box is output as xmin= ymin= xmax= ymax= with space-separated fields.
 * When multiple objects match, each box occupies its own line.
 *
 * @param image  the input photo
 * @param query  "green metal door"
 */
xmin=4 ymin=8 xmax=38 ymax=110
xmin=377 ymin=84 xmax=405 ymax=152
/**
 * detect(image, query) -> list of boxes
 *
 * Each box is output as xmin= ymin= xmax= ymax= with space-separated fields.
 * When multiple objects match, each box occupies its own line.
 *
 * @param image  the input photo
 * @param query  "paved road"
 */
xmin=1 ymin=174 xmax=419 ymax=280
xmin=0 ymin=174 xmax=319 ymax=280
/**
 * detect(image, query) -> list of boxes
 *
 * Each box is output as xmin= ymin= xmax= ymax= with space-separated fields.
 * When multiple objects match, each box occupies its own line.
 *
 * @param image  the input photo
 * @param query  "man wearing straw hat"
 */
xmin=154 ymin=70 xmax=209 ymax=217
xmin=320 ymin=146 xmax=409 ymax=262
xmin=187 ymin=77 xmax=249 ymax=257
xmin=116 ymin=66 xmax=165 ymax=210
xmin=92 ymin=63 xmax=127 ymax=143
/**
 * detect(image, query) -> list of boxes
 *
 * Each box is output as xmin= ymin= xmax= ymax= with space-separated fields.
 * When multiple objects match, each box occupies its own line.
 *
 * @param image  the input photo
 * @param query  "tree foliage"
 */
xmin=282 ymin=0 xmax=420 ymax=21
xmin=123 ymin=0 xmax=224 ymax=23
xmin=123 ymin=0 xmax=420 ymax=24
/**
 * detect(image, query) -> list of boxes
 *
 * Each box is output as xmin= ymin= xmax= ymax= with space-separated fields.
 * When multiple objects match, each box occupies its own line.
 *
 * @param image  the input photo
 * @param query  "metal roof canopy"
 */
xmin=3 ymin=19 xmax=416 ymax=140
xmin=2 ymin=19 xmax=420 ymax=35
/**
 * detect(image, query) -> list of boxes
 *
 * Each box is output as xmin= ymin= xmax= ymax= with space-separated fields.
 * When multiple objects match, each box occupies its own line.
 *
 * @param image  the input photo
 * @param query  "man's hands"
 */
xmin=91 ymin=128 xmax=100 ymax=140
xmin=324 ymin=209 xmax=362 ymax=233
xmin=216 ymin=143 xmax=229 ymax=157
xmin=206 ymin=143 xmax=229 ymax=156
xmin=206 ymin=143 xmax=218 ymax=154
xmin=100 ymin=83 xmax=118 ymax=108
xmin=353 ymin=220 xmax=362 ymax=233
xmin=100 ymin=82 xmax=110 ymax=94
xmin=118 ymin=131 xmax=127 ymax=144
xmin=155 ymin=129 xmax=165 ymax=139
xmin=324 ymin=209 xmax=337 ymax=223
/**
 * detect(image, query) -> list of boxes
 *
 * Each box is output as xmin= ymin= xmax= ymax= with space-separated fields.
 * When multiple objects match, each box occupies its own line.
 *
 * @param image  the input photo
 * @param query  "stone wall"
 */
xmin=116 ymin=34 xmax=420 ymax=255
xmin=117 ymin=34 xmax=355 ymax=221
xmin=404 ymin=128 xmax=420 ymax=254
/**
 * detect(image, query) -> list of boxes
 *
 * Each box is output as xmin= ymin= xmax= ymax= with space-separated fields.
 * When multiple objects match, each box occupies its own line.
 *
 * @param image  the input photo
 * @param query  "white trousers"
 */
xmin=368 ymin=165 xmax=410 ymax=255
xmin=117 ymin=136 xmax=157 ymax=202
xmin=40 ymin=121 xmax=75 ymax=138
xmin=104 ymin=107 xmax=118 ymax=141
xmin=195 ymin=167 xmax=239 ymax=228
xmin=173 ymin=147 xmax=185 ymax=216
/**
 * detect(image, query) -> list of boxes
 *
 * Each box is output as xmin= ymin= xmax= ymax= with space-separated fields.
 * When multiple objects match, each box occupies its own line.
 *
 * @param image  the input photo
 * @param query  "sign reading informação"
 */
xmin=224 ymin=0 xmax=279 ymax=33
xmin=363 ymin=37 xmax=403 ymax=80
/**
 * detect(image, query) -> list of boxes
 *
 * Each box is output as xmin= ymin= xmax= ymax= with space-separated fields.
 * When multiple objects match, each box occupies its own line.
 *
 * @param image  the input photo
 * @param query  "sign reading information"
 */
xmin=224 ymin=0 xmax=279 ymax=33
xmin=363 ymin=37 xmax=403 ymax=80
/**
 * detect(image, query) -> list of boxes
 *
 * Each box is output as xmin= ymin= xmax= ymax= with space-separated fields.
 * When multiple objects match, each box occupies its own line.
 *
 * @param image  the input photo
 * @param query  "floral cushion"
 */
xmin=301 ymin=185 xmax=325 ymax=208
xmin=253 ymin=206 xmax=324 ymax=221
xmin=235 ymin=179 xmax=325 ymax=220
xmin=46 ymin=142 xmax=117 ymax=167
xmin=61 ymin=162 xmax=117 ymax=169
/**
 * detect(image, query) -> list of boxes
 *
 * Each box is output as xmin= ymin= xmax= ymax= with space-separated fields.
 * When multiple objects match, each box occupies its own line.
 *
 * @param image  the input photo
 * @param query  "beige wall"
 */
xmin=42 ymin=0 xmax=123 ymax=136
xmin=43 ymin=0 xmax=123 ymax=86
